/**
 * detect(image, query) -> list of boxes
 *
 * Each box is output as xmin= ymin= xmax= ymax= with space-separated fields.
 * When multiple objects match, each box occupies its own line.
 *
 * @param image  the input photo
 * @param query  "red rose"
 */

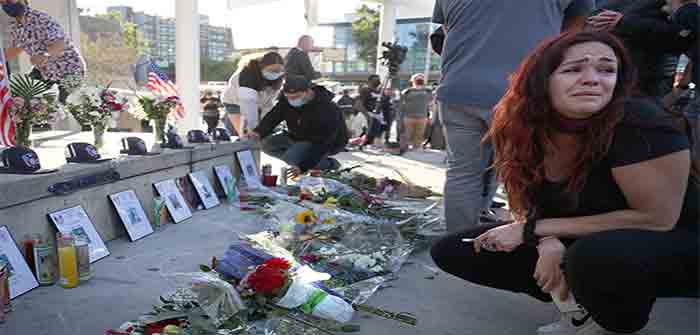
xmin=247 ymin=266 xmax=286 ymax=295
xmin=261 ymin=258 xmax=291 ymax=271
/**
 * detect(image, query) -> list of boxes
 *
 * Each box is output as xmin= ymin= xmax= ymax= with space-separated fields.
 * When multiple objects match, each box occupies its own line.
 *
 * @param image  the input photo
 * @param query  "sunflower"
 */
xmin=295 ymin=209 xmax=317 ymax=225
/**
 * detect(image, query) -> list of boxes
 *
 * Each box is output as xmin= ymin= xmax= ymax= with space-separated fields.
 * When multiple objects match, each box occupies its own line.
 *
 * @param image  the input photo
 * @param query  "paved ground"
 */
xmin=1 ymin=138 xmax=697 ymax=335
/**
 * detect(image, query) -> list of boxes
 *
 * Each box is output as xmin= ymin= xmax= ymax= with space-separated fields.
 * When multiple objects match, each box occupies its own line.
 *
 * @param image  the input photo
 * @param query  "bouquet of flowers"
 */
xmin=65 ymin=86 xmax=128 ymax=130
xmin=135 ymin=95 xmax=181 ymax=143
xmin=238 ymin=258 xmax=355 ymax=324
xmin=8 ymin=74 xmax=63 ymax=147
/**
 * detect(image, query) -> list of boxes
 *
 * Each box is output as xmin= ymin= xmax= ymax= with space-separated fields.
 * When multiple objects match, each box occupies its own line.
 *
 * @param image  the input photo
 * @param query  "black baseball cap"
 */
xmin=163 ymin=132 xmax=193 ymax=149
xmin=283 ymin=75 xmax=311 ymax=94
xmin=0 ymin=146 xmax=57 ymax=174
xmin=187 ymin=130 xmax=211 ymax=143
xmin=213 ymin=128 xmax=231 ymax=142
xmin=65 ymin=142 xmax=111 ymax=164
xmin=120 ymin=137 xmax=160 ymax=156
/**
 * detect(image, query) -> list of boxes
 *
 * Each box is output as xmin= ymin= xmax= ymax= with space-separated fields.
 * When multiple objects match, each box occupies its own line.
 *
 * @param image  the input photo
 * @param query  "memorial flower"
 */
xmin=65 ymin=85 xmax=128 ymax=130
xmin=8 ymin=74 xmax=61 ymax=147
xmin=295 ymin=210 xmax=317 ymax=225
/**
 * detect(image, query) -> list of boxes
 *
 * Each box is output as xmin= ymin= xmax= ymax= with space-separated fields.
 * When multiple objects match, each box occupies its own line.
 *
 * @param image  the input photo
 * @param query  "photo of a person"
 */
xmin=126 ymin=208 xmax=141 ymax=225
xmin=0 ymin=255 xmax=15 ymax=277
xmin=168 ymin=194 xmax=183 ymax=210
xmin=70 ymin=227 xmax=91 ymax=244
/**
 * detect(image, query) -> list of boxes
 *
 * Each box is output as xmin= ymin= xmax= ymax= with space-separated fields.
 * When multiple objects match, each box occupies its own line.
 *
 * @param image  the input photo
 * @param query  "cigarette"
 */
xmin=461 ymin=238 xmax=476 ymax=243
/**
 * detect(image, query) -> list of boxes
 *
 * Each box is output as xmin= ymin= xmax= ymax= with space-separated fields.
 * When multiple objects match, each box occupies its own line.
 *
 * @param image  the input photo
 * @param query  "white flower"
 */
xmin=353 ymin=255 xmax=376 ymax=271
xmin=369 ymin=265 xmax=384 ymax=273
xmin=371 ymin=252 xmax=387 ymax=262
xmin=89 ymin=111 xmax=101 ymax=117
xmin=318 ymin=247 xmax=337 ymax=256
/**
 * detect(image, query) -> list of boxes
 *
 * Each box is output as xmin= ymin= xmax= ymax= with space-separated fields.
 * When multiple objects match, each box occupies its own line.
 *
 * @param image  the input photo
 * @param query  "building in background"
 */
xmin=319 ymin=14 xmax=440 ymax=87
xmin=106 ymin=6 xmax=234 ymax=67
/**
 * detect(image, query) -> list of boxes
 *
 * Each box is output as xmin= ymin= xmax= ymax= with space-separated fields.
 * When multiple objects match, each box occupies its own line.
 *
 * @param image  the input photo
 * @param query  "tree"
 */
xmin=200 ymin=56 xmax=241 ymax=83
xmin=81 ymin=12 xmax=149 ymax=87
xmin=352 ymin=5 xmax=380 ymax=68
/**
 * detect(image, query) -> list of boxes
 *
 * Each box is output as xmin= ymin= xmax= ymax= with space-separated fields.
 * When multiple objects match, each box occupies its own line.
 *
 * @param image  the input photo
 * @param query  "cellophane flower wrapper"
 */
xmin=164 ymin=272 xmax=246 ymax=327
xmin=298 ymin=177 xmax=355 ymax=198
xmin=274 ymin=279 xmax=354 ymax=323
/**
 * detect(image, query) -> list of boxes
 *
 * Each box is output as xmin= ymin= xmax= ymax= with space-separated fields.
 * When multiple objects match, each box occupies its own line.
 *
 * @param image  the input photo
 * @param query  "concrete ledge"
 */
xmin=0 ymin=140 xmax=259 ymax=244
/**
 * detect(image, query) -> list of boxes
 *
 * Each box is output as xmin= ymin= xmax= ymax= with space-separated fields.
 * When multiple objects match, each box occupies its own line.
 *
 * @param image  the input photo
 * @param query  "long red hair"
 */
xmin=485 ymin=31 xmax=637 ymax=220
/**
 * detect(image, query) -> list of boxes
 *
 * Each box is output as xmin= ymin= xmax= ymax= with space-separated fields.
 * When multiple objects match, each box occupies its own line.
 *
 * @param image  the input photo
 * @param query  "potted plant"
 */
xmin=8 ymin=75 xmax=62 ymax=147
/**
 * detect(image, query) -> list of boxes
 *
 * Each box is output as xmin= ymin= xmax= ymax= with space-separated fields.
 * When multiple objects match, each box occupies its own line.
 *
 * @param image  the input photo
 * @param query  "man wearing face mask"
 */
xmin=246 ymin=75 xmax=348 ymax=177
xmin=2 ymin=0 xmax=85 ymax=103
xmin=285 ymin=35 xmax=322 ymax=82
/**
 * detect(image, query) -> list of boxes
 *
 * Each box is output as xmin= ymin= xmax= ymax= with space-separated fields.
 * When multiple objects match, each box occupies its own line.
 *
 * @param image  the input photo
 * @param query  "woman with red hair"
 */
xmin=431 ymin=31 xmax=698 ymax=335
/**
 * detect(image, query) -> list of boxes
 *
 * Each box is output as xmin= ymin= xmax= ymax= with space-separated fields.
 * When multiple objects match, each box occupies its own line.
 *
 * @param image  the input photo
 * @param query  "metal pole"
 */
xmin=423 ymin=24 xmax=432 ymax=83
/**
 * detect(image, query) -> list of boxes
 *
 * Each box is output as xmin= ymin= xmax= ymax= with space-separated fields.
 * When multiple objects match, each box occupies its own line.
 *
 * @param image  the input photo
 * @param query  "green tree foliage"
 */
xmin=200 ymin=56 xmax=241 ymax=83
xmin=352 ymin=5 xmax=380 ymax=67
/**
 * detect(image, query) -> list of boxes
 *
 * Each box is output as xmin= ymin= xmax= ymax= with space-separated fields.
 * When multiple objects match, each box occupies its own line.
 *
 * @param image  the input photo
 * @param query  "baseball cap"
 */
xmin=0 ymin=146 xmax=57 ymax=174
xmin=65 ymin=142 xmax=111 ymax=164
xmin=283 ymin=75 xmax=311 ymax=94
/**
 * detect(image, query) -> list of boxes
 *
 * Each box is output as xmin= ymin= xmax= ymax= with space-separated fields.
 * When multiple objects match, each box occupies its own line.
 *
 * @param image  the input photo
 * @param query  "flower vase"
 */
xmin=14 ymin=119 xmax=32 ymax=147
xmin=154 ymin=120 xmax=166 ymax=145
xmin=93 ymin=124 xmax=105 ymax=149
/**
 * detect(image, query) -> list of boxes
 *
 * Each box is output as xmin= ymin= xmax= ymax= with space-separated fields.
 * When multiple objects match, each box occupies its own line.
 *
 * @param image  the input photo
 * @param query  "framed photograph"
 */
xmin=188 ymin=171 xmax=220 ymax=209
xmin=48 ymin=206 xmax=110 ymax=263
xmin=108 ymin=190 xmax=154 ymax=242
xmin=0 ymin=226 xmax=39 ymax=299
xmin=214 ymin=165 xmax=239 ymax=200
xmin=154 ymin=179 xmax=193 ymax=223
xmin=236 ymin=150 xmax=261 ymax=187
xmin=176 ymin=176 xmax=202 ymax=211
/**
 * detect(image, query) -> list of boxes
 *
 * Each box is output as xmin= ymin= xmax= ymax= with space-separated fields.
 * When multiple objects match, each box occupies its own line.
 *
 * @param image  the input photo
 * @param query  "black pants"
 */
xmin=203 ymin=115 xmax=219 ymax=134
xmin=430 ymin=223 xmax=699 ymax=333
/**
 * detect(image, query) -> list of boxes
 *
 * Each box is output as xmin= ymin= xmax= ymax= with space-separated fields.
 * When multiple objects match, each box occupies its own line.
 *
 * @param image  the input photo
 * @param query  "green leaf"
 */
xmin=199 ymin=264 xmax=212 ymax=273
xmin=339 ymin=324 xmax=362 ymax=332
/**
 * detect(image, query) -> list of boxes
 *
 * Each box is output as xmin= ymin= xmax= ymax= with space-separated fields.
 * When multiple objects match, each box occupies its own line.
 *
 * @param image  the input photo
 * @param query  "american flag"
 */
xmin=147 ymin=62 xmax=185 ymax=120
xmin=0 ymin=50 xmax=14 ymax=147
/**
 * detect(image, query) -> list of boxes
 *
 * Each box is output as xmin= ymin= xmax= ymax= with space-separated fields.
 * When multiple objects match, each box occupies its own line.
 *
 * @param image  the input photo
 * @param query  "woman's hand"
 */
xmin=474 ymin=223 xmax=524 ymax=253
xmin=586 ymin=10 xmax=623 ymax=31
xmin=534 ymin=237 xmax=567 ymax=297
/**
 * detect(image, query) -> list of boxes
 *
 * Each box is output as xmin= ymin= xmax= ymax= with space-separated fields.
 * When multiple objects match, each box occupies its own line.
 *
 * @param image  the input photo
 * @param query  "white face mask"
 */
xmin=263 ymin=71 xmax=284 ymax=81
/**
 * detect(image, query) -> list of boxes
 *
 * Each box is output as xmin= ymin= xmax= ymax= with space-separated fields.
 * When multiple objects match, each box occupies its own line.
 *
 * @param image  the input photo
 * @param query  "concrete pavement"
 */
xmin=1 ymin=148 xmax=697 ymax=335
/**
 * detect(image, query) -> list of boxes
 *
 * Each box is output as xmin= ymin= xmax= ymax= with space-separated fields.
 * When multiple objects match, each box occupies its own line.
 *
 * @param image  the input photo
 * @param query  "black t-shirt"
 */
xmin=537 ymin=101 xmax=698 ymax=232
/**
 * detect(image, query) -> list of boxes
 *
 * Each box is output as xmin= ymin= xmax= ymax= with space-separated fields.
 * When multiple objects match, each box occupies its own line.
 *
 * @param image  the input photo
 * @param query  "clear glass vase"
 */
xmin=14 ymin=119 xmax=32 ymax=147
xmin=92 ymin=124 xmax=105 ymax=149
xmin=154 ymin=119 xmax=166 ymax=146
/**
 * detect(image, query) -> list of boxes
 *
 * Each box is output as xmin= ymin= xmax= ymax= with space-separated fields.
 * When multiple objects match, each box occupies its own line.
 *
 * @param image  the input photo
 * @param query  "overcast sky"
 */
xmin=76 ymin=0 xmax=371 ymax=49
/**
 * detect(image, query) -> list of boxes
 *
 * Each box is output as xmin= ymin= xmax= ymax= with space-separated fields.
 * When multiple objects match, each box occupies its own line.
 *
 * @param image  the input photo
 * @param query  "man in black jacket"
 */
xmin=588 ymin=0 xmax=694 ymax=97
xmin=285 ymin=35 xmax=321 ymax=82
xmin=248 ymin=75 xmax=347 ymax=177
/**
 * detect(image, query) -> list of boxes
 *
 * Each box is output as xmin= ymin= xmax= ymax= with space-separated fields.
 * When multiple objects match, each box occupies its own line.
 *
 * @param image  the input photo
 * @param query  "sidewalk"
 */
xmin=1 ymin=149 xmax=696 ymax=335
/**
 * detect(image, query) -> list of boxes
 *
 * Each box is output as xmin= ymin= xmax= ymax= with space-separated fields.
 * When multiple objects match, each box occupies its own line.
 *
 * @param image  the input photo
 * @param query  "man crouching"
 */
xmin=246 ymin=75 xmax=348 ymax=178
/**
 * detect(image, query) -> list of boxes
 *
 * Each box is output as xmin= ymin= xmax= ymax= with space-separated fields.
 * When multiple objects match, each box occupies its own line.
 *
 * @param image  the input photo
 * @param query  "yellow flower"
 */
xmin=296 ymin=210 xmax=317 ymax=225
xmin=321 ymin=217 xmax=336 ymax=225
xmin=324 ymin=197 xmax=338 ymax=208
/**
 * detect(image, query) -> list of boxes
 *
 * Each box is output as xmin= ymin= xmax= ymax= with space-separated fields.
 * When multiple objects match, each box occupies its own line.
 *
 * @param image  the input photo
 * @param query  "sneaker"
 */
xmin=575 ymin=319 xmax=633 ymax=335
xmin=537 ymin=311 xmax=593 ymax=335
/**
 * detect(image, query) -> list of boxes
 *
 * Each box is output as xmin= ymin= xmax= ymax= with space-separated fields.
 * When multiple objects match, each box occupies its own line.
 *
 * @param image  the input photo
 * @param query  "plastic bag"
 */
xmin=275 ymin=279 xmax=354 ymax=323
xmin=164 ymin=272 xmax=246 ymax=327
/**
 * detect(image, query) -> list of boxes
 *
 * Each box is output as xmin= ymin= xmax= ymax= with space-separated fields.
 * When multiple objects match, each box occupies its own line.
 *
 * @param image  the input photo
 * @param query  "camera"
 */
xmin=380 ymin=42 xmax=408 ymax=76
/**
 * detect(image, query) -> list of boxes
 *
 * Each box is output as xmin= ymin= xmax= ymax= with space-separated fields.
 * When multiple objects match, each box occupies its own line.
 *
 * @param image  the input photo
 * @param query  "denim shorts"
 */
xmin=224 ymin=103 xmax=241 ymax=115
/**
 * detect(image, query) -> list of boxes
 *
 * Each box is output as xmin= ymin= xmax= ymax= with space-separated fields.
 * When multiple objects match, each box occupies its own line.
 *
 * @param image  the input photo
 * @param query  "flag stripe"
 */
xmin=0 ymin=50 xmax=15 ymax=147
xmin=146 ymin=62 xmax=185 ymax=120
